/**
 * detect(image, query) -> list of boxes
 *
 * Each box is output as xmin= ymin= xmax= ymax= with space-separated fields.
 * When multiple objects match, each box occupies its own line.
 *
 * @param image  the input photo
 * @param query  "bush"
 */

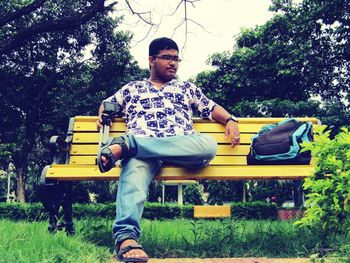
xmin=0 ymin=201 xmax=278 ymax=221
xmin=183 ymin=184 xmax=204 ymax=205
xmin=142 ymin=202 xmax=182 ymax=219
xmin=0 ymin=202 xmax=47 ymax=221
xmin=72 ymin=203 xmax=115 ymax=219
xmin=296 ymin=127 xmax=350 ymax=240
xmin=231 ymin=201 xmax=278 ymax=219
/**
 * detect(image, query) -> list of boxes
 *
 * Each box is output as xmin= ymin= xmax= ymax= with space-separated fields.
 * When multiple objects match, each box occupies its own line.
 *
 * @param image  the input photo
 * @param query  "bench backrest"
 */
xmin=68 ymin=117 xmax=320 ymax=167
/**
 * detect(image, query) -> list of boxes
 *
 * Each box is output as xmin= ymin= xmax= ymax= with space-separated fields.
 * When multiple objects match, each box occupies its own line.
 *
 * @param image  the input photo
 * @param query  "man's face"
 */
xmin=149 ymin=49 xmax=180 ymax=82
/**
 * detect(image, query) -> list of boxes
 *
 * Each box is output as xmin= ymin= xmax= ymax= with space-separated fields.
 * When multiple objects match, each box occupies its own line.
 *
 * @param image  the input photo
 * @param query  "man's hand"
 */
xmin=96 ymin=114 xmax=112 ymax=130
xmin=225 ymin=121 xmax=240 ymax=147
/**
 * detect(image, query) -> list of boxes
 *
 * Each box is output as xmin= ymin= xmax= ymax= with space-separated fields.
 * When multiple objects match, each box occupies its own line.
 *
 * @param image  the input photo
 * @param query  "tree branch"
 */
xmin=0 ymin=0 xmax=48 ymax=27
xmin=0 ymin=0 xmax=116 ymax=55
xmin=123 ymin=0 xmax=156 ymax=26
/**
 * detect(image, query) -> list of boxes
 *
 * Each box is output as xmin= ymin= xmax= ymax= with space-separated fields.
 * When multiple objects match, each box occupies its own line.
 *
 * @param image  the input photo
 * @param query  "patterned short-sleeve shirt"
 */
xmin=104 ymin=79 xmax=217 ymax=137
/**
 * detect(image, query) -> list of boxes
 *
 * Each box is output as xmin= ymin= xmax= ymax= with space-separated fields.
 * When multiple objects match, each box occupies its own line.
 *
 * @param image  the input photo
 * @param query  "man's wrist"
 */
xmin=226 ymin=115 xmax=238 ymax=124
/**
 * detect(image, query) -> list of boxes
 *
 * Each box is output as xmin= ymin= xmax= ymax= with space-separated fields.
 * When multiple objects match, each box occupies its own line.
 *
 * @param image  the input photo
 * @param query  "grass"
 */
xmin=77 ymin=218 xmax=324 ymax=258
xmin=0 ymin=220 xmax=110 ymax=263
xmin=1 ymin=218 xmax=348 ymax=262
xmin=139 ymin=219 xmax=322 ymax=258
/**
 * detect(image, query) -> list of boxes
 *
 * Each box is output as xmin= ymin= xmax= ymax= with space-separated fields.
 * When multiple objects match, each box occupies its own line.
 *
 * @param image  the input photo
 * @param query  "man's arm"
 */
xmin=212 ymin=105 xmax=240 ymax=147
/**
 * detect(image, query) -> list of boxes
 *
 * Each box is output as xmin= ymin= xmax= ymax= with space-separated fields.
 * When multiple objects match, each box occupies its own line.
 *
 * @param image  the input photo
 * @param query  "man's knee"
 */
xmin=199 ymin=134 xmax=217 ymax=160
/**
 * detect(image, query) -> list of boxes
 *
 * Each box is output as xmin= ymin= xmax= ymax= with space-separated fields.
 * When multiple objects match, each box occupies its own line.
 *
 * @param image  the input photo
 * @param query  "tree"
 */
xmin=269 ymin=0 xmax=350 ymax=102
xmin=0 ymin=0 xmax=145 ymax=202
xmin=0 ymin=0 xmax=116 ymax=55
xmin=194 ymin=0 xmax=349 ymax=123
xmin=193 ymin=0 xmax=349 ymax=203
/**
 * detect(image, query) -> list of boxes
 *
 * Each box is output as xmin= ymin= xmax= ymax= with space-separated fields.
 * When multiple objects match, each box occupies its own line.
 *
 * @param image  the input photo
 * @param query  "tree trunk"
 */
xmin=12 ymin=112 xmax=37 ymax=203
xmin=16 ymin=164 xmax=27 ymax=203
xmin=236 ymin=181 xmax=245 ymax=202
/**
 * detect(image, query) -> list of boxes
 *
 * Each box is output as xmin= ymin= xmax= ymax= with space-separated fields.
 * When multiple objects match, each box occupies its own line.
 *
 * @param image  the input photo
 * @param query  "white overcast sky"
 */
xmin=117 ymin=0 xmax=274 ymax=80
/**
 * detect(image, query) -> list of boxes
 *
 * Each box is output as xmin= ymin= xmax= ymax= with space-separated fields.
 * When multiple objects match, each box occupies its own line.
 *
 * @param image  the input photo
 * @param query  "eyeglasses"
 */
xmin=154 ymin=55 xmax=182 ymax=63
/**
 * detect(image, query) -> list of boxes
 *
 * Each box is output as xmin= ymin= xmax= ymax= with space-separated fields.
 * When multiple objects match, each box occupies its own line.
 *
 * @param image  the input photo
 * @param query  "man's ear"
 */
xmin=149 ymin=56 xmax=155 ymax=67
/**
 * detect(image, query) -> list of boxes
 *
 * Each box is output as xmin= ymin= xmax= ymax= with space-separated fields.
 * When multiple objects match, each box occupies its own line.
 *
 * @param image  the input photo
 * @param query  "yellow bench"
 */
xmin=43 ymin=116 xmax=319 ymax=182
xmin=193 ymin=205 xmax=231 ymax=219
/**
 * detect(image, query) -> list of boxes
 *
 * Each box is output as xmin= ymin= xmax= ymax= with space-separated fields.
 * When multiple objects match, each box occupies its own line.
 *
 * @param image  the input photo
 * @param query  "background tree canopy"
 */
xmin=194 ymin=0 xmax=349 ymax=127
xmin=0 ymin=0 xmax=349 ymax=203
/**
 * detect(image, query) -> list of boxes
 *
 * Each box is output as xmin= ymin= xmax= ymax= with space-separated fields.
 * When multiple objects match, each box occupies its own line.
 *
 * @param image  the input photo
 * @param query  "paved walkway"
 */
xmin=148 ymin=258 xmax=311 ymax=263
xmin=110 ymin=257 xmax=311 ymax=263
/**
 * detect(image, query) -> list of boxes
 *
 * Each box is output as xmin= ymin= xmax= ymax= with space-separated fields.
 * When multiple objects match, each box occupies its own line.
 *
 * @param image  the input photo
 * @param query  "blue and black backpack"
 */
xmin=247 ymin=118 xmax=313 ymax=165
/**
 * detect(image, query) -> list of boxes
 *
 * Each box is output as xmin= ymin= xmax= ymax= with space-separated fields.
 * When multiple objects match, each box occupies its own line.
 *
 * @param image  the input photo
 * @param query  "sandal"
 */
xmin=97 ymin=136 xmax=129 ymax=173
xmin=117 ymin=244 xmax=148 ymax=262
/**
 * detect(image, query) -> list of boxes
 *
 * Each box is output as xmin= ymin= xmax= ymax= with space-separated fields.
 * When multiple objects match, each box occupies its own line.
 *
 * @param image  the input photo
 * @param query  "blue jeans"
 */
xmin=112 ymin=133 xmax=217 ymax=248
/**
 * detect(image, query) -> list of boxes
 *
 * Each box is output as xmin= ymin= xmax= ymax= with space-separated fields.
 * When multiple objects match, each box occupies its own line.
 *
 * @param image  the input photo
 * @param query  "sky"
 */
xmin=117 ymin=0 xmax=274 ymax=80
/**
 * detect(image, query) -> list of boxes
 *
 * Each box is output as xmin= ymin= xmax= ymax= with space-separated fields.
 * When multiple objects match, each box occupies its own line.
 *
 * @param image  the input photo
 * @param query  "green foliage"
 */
xmin=248 ymin=180 xmax=295 ymax=206
xmin=296 ymin=126 xmax=350 ymax=238
xmin=0 ymin=143 xmax=14 ymax=160
xmin=0 ymin=218 xmax=333 ymax=260
xmin=183 ymin=184 xmax=204 ymax=205
xmin=139 ymin=219 xmax=323 ymax=258
xmin=206 ymin=181 xmax=224 ymax=205
xmin=142 ymin=202 xmax=183 ymax=219
xmin=231 ymin=201 xmax=278 ymax=220
xmin=230 ymin=99 xmax=319 ymax=118
xmin=0 ymin=202 xmax=48 ymax=221
xmin=195 ymin=0 xmax=349 ymax=133
xmin=0 ymin=201 xmax=279 ymax=221
xmin=0 ymin=1 xmax=148 ymax=201
xmin=205 ymin=181 xmax=244 ymax=204
xmin=0 ymin=219 xmax=111 ymax=262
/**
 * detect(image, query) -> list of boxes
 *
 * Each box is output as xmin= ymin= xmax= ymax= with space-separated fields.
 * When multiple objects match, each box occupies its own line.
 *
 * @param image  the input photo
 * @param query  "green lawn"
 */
xmin=0 ymin=220 xmax=110 ymax=263
xmin=0 ymin=218 xmax=346 ymax=262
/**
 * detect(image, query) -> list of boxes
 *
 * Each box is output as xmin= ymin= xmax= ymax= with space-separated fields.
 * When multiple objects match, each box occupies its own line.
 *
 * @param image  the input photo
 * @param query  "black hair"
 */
xmin=149 ymin=37 xmax=179 ymax=56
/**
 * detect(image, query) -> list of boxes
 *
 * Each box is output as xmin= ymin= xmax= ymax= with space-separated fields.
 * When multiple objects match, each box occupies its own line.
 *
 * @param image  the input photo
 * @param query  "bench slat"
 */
xmin=74 ymin=122 xmax=311 ymax=133
xmin=46 ymin=164 xmax=314 ymax=181
xmin=73 ymin=116 xmax=320 ymax=124
xmin=69 ymin=155 xmax=249 ymax=165
xmin=72 ymin=132 xmax=254 ymax=144
xmin=69 ymin=144 xmax=251 ymax=156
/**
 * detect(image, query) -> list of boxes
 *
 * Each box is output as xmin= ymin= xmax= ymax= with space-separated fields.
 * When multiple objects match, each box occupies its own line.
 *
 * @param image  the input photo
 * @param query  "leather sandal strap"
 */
xmin=108 ymin=136 xmax=130 ymax=159
xmin=117 ymin=244 xmax=144 ymax=258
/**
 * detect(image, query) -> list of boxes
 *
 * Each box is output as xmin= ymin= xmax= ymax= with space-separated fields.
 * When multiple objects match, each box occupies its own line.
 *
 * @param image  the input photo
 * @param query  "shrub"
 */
xmin=231 ymin=201 xmax=278 ymax=219
xmin=183 ymin=184 xmax=204 ymax=205
xmin=296 ymin=126 xmax=350 ymax=238
xmin=0 ymin=201 xmax=278 ymax=221
xmin=0 ymin=202 xmax=47 ymax=221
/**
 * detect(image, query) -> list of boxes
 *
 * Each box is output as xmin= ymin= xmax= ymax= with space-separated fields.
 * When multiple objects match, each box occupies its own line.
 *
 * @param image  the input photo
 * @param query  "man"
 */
xmin=96 ymin=37 xmax=240 ymax=262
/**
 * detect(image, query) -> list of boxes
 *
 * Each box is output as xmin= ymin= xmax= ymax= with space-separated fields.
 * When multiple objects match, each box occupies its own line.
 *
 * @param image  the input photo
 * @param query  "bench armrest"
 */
xmin=49 ymin=135 xmax=71 ymax=152
xmin=48 ymin=135 xmax=73 ymax=164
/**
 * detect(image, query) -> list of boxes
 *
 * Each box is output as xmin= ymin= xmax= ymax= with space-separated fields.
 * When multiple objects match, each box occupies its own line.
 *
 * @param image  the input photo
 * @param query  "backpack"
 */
xmin=247 ymin=118 xmax=313 ymax=165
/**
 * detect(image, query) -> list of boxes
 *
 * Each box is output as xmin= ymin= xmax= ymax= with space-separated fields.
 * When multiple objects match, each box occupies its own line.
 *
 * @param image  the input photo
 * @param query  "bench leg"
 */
xmin=61 ymin=181 xmax=75 ymax=235
xmin=293 ymin=180 xmax=303 ymax=208
xmin=39 ymin=166 xmax=74 ymax=235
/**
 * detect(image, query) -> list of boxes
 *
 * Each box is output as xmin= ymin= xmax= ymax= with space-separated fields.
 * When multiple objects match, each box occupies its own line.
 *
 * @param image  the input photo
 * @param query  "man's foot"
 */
xmin=97 ymin=136 xmax=129 ymax=173
xmin=100 ymin=144 xmax=122 ymax=167
xmin=117 ymin=239 xmax=148 ymax=262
